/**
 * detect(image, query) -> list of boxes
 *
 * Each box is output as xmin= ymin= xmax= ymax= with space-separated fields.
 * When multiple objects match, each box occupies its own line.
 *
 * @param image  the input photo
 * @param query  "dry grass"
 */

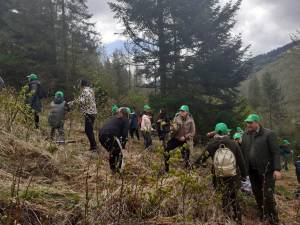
xmin=0 ymin=108 xmax=299 ymax=225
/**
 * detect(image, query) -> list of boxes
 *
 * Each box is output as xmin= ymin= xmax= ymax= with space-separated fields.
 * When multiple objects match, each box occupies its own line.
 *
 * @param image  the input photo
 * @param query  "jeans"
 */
xmin=50 ymin=122 xmax=65 ymax=142
xmin=130 ymin=128 xmax=140 ymax=140
xmin=142 ymin=131 xmax=152 ymax=149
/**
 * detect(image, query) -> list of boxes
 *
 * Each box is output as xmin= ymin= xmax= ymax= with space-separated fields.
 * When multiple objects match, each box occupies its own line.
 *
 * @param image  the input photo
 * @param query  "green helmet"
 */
xmin=282 ymin=139 xmax=290 ymax=145
xmin=245 ymin=114 xmax=261 ymax=123
xmin=233 ymin=133 xmax=242 ymax=140
xmin=179 ymin=105 xmax=190 ymax=113
xmin=236 ymin=127 xmax=243 ymax=133
xmin=215 ymin=123 xmax=231 ymax=135
xmin=112 ymin=105 xmax=119 ymax=114
xmin=126 ymin=107 xmax=131 ymax=114
xmin=55 ymin=91 xmax=64 ymax=98
xmin=27 ymin=73 xmax=38 ymax=81
xmin=144 ymin=104 xmax=151 ymax=111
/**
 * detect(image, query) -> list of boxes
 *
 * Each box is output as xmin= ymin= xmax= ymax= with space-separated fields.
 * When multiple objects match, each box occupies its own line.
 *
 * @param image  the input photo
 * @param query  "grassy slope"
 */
xmin=0 ymin=112 xmax=299 ymax=225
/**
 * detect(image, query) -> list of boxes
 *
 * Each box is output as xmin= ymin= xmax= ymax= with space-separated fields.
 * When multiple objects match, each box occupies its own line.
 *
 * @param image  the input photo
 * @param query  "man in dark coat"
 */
xmin=99 ymin=107 xmax=130 ymax=173
xmin=241 ymin=114 xmax=281 ymax=225
xmin=26 ymin=74 xmax=45 ymax=128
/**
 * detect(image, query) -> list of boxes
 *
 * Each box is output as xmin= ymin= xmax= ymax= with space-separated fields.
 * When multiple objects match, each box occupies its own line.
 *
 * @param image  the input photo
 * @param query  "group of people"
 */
xmin=19 ymin=74 xmax=300 ymax=225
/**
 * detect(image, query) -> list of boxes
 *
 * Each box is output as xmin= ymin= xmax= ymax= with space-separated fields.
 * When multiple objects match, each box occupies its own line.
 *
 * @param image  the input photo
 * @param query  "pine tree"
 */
xmin=261 ymin=72 xmax=285 ymax=129
xmin=248 ymin=76 xmax=262 ymax=110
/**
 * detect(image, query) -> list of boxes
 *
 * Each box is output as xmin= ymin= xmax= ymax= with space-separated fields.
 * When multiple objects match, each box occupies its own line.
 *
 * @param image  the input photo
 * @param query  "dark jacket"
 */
xmin=129 ymin=112 xmax=139 ymax=129
xmin=241 ymin=127 xmax=281 ymax=174
xmin=205 ymin=135 xmax=248 ymax=179
xmin=99 ymin=117 xmax=129 ymax=148
xmin=48 ymin=96 xmax=69 ymax=128
xmin=26 ymin=80 xmax=45 ymax=112
xmin=279 ymin=145 xmax=291 ymax=158
xmin=295 ymin=159 xmax=300 ymax=183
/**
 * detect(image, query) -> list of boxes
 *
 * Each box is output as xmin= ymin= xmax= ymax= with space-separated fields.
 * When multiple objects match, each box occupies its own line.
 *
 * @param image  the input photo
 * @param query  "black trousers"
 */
xmin=249 ymin=169 xmax=279 ymax=224
xmin=164 ymin=138 xmax=190 ymax=172
xmin=34 ymin=111 xmax=39 ymax=129
xmin=142 ymin=131 xmax=152 ymax=149
xmin=99 ymin=134 xmax=122 ymax=172
xmin=215 ymin=176 xmax=242 ymax=224
xmin=85 ymin=114 xmax=97 ymax=150
xmin=130 ymin=128 xmax=140 ymax=140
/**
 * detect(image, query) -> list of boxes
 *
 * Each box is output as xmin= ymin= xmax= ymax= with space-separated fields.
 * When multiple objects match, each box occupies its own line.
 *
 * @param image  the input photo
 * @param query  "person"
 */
xmin=236 ymin=126 xmax=244 ymax=135
xmin=69 ymin=79 xmax=98 ymax=151
xmin=295 ymin=155 xmax=300 ymax=197
xmin=99 ymin=107 xmax=130 ymax=173
xmin=156 ymin=109 xmax=171 ymax=148
xmin=25 ymin=74 xmax=46 ymax=129
xmin=141 ymin=105 xmax=153 ymax=150
xmin=112 ymin=104 xmax=119 ymax=116
xmin=233 ymin=132 xmax=242 ymax=145
xmin=164 ymin=105 xmax=195 ymax=172
xmin=203 ymin=123 xmax=247 ymax=225
xmin=129 ymin=107 xmax=140 ymax=140
xmin=0 ymin=76 xmax=4 ymax=90
xmin=279 ymin=139 xmax=291 ymax=171
xmin=241 ymin=114 xmax=281 ymax=225
xmin=48 ymin=91 xmax=70 ymax=143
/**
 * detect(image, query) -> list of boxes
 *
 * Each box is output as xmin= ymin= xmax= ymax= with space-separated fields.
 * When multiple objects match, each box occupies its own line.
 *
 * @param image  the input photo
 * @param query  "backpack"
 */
xmin=213 ymin=144 xmax=237 ymax=177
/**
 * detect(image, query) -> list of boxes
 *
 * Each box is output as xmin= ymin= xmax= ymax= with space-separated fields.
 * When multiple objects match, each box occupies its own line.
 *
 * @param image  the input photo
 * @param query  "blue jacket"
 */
xmin=129 ymin=112 xmax=138 ymax=129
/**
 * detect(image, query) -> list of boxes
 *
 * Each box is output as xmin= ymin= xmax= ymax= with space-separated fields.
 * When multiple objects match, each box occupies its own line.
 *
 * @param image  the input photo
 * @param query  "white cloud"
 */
xmin=88 ymin=0 xmax=300 ymax=55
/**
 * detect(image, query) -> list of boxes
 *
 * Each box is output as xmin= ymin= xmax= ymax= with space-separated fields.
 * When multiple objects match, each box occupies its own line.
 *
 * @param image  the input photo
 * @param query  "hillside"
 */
xmin=0 ymin=93 xmax=299 ymax=225
xmin=241 ymin=42 xmax=300 ymax=138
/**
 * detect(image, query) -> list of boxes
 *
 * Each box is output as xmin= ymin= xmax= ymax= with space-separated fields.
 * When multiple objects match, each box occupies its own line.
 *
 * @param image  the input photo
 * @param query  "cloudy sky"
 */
xmin=87 ymin=0 xmax=300 ymax=56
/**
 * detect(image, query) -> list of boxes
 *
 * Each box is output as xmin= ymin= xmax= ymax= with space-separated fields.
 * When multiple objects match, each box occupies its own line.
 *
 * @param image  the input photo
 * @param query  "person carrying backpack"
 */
xmin=48 ymin=91 xmax=70 ymax=143
xmin=141 ymin=105 xmax=153 ymax=150
xmin=99 ymin=107 xmax=130 ymax=173
xmin=129 ymin=107 xmax=140 ymax=140
xmin=25 ymin=74 xmax=46 ymax=129
xmin=203 ymin=123 xmax=247 ymax=225
xmin=69 ymin=79 xmax=98 ymax=151
xmin=164 ymin=105 xmax=195 ymax=172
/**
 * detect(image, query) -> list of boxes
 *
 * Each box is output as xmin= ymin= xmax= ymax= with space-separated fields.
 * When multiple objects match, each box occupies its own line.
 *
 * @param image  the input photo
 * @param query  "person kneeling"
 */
xmin=99 ymin=107 xmax=130 ymax=173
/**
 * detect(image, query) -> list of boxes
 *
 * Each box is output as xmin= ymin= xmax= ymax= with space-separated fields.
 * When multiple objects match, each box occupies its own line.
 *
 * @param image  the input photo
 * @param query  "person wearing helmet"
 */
xmin=99 ymin=107 xmax=130 ymax=173
xmin=279 ymin=139 xmax=291 ymax=171
xmin=164 ymin=105 xmax=196 ymax=172
xmin=25 ymin=73 xmax=46 ymax=129
xmin=112 ymin=104 xmax=119 ymax=116
xmin=241 ymin=114 xmax=281 ymax=225
xmin=48 ymin=91 xmax=70 ymax=143
xmin=141 ymin=104 xmax=153 ymax=150
xmin=69 ymin=79 xmax=98 ymax=151
xmin=201 ymin=123 xmax=247 ymax=225
xmin=233 ymin=132 xmax=242 ymax=145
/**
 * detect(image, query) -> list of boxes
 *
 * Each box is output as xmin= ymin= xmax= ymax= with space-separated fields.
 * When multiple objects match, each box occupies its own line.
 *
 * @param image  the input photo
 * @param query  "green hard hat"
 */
xmin=236 ymin=127 xmax=243 ymax=132
xmin=245 ymin=114 xmax=261 ymax=123
xmin=144 ymin=104 xmax=151 ymax=111
xmin=233 ymin=133 xmax=242 ymax=140
xmin=27 ymin=73 xmax=38 ymax=81
xmin=126 ymin=107 xmax=131 ymax=114
xmin=282 ymin=139 xmax=290 ymax=145
xmin=179 ymin=105 xmax=190 ymax=112
xmin=112 ymin=104 xmax=119 ymax=113
xmin=55 ymin=91 xmax=64 ymax=98
xmin=215 ymin=123 xmax=231 ymax=135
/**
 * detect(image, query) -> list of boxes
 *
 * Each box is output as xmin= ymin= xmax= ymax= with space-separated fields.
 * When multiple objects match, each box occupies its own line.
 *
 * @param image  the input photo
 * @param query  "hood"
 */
xmin=54 ymin=96 xmax=64 ymax=104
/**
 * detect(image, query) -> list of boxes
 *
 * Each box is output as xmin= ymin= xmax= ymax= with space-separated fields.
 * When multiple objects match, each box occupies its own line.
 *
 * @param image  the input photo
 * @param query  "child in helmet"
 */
xmin=48 ymin=91 xmax=70 ymax=143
